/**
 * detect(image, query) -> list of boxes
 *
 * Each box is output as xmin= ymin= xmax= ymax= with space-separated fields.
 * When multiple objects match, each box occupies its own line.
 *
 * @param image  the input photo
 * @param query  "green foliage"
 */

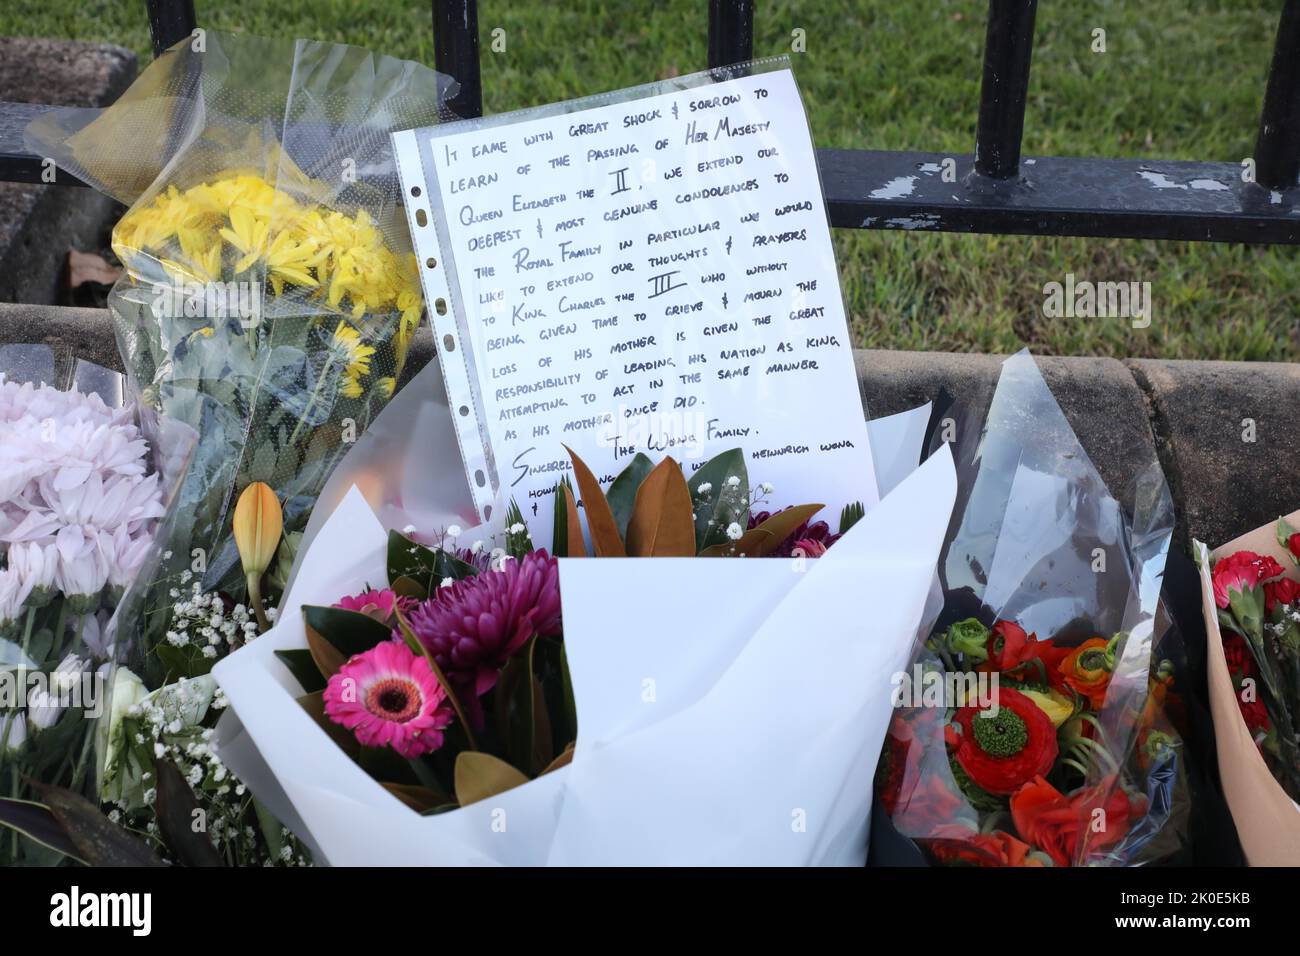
xmin=7 ymin=0 xmax=1296 ymax=361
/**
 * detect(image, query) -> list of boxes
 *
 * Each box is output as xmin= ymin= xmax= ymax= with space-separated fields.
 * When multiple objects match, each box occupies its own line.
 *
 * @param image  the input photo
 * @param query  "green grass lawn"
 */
xmin=4 ymin=0 xmax=1297 ymax=361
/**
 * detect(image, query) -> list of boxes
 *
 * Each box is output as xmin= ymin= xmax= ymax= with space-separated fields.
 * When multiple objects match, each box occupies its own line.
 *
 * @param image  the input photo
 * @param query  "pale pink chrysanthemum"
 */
xmin=323 ymin=640 xmax=453 ymax=757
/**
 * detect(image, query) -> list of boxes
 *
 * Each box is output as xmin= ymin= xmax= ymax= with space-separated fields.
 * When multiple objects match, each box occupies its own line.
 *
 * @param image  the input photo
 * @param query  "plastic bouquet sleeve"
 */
xmin=212 ymin=438 xmax=955 ymax=866
xmin=1196 ymin=518 xmax=1300 ymax=865
xmin=0 ymin=345 xmax=195 ymax=863
xmin=874 ymin=350 xmax=1195 ymax=867
xmin=23 ymin=33 xmax=458 ymax=674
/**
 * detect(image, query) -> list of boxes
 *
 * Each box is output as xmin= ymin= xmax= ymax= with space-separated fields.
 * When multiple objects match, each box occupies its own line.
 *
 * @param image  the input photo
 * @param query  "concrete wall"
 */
xmin=3 ymin=301 xmax=1297 ymax=551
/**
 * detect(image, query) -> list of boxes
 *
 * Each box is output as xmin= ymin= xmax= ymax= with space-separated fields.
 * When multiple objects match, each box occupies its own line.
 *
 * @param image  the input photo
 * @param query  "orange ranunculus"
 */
xmin=923 ymin=830 xmax=1048 ymax=867
xmin=1059 ymin=637 xmax=1112 ymax=709
xmin=1010 ymin=774 xmax=1141 ymax=866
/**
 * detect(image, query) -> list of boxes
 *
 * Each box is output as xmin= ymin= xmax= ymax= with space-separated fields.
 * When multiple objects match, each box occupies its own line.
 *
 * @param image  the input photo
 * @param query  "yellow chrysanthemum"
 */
xmin=331 ymin=321 xmax=376 ymax=380
xmin=340 ymin=372 xmax=365 ymax=399
xmin=114 ymin=169 xmax=424 ymax=356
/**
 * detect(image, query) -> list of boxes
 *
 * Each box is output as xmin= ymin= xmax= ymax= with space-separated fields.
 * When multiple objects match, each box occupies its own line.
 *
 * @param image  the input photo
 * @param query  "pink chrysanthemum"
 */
xmin=403 ymin=550 xmax=562 ymax=708
xmin=322 ymin=640 xmax=453 ymax=757
xmin=332 ymin=587 xmax=411 ymax=625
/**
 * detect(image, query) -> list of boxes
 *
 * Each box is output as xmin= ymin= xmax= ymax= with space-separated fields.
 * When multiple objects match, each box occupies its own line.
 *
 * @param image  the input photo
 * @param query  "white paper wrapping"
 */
xmin=213 ymin=433 xmax=954 ymax=865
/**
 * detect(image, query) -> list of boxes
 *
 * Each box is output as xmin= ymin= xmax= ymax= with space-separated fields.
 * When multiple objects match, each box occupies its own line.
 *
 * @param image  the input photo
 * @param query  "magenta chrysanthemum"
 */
xmin=322 ymin=640 xmax=453 ymax=757
xmin=402 ymin=550 xmax=562 ymax=704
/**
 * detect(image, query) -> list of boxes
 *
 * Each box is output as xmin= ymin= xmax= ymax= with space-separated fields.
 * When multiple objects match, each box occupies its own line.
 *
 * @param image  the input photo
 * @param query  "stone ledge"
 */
xmin=1128 ymin=358 xmax=1300 ymax=549
xmin=3 ymin=302 xmax=1291 ymax=550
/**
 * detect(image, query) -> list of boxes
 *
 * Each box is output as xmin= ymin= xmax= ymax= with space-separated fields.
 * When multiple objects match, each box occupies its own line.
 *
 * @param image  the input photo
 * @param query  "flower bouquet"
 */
xmin=24 ymin=32 xmax=457 ymax=683
xmin=874 ymin=352 xmax=1194 ymax=866
xmin=0 ymin=345 xmax=193 ymax=865
xmin=212 ymin=353 xmax=956 ymax=864
xmin=1196 ymin=514 xmax=1300 ymax=864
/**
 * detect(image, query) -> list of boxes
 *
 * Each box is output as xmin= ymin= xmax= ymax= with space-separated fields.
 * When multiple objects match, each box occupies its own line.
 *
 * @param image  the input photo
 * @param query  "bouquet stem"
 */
xmin=247 ymin=573 xmax=271 ymax=634
xmin=18 ymin=607 xmax=35 ymax=662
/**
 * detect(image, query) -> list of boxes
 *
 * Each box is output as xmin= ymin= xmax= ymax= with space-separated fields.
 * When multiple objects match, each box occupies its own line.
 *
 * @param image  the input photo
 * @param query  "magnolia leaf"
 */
xmin=551 ymin=479 xmax=570 ymax=557
xmin=687 ymin=448 xmax=749 ymax=551
xmin=274 ymin=648 xmax=327 ymax=694
xmin=606 ymin=453 xmax=655 ymax=540
xmin=29 ymin=781 xmax=165 ymax=867
xmin=563 ymin=483 xmax=587 ymax=558
xmin=388 ymin=529 xmax=476 ymax=589
xmin=302 ymin=605 xmax=391 ymax=660
xmin=699 ymin=528 xmax=774 ymax=558
xmin=153 ymin=759 xmax=225 ymax=867
xmin=496 ymin=641 xmax=554 ymax=775
xmin=0 ymin=797 xmax=86 ymax=864
xmin=564 ymin=445 xmax=625 ymax=557
xmin=304 ymin=620 xmax=347 ymax=680
xmin=745 ymin=504 xmax=824 ymax=557
xmin=395 ymin=609 xmax=477 ymax=751
xmin=298 ymin=691 xmax=360 ymax=755
xmin=526 ymin=639 xmax=553 ymax=774
xmin=390 ymin=574 xmax=428 ymax=601
xmin=540 ymin=744 xmax=575 ymax=776
xmin=625 ymin=457 xmax=696 ymax=557
xmin=454 ymin=751 xmax=530 ymax=807
xmin=560 ymin=643 xmax=578 ymax=743
xmin=382 ymin=782 xmax=453 ymax=813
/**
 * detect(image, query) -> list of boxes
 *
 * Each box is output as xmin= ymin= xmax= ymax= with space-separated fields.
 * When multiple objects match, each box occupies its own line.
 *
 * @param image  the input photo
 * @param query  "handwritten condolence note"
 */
xmin=395 ymin=62 xmax=877 ymax=540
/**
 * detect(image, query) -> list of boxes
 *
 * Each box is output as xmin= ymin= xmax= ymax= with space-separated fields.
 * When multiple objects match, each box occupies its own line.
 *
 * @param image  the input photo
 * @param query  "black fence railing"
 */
xmin=0 ymin=0 xmax=1298 ymax=245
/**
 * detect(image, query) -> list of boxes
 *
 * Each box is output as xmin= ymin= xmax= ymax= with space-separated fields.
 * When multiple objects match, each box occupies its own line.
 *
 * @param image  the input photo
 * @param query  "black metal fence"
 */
xmin=1 ymin=0 xmax=1298 ymax=245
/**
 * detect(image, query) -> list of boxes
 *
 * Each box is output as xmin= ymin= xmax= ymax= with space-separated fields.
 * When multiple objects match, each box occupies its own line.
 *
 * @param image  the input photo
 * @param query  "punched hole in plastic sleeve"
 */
xmin=393 ymin=128 xmax=496 ymax=521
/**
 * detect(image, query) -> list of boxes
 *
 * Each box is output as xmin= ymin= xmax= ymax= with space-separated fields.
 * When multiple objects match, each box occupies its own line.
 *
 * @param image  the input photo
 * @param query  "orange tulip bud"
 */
xmin=233 ymin=482 xmax=283 ymax=577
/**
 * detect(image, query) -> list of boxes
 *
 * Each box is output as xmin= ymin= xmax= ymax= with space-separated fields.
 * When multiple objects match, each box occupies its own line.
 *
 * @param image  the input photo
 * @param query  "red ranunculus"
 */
xmin=878 ymin=711 xmax=964 ymax=836
xmin=1288 ymin=533 xmax=1300 ymax=563
xmin=950 ymin=687 xmax=1058 ymax=795
xmin=923 ymin=830 xmax=1047 ymax=867
xmin=984 ymin=620 xmax=1069 ymax=686
xmin=1264 ymin=576 xmax=1300 ymax=615
xmin=1213 ymin=550 xmax=1284 ymax=609
xmin=1010 ymin=775 xmax=1143 ymax=866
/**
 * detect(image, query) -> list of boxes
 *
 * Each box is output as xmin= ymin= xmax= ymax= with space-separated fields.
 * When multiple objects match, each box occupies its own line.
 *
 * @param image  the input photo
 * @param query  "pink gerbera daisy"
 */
xmin=322 ymin=640 xmax=453 ymax=758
